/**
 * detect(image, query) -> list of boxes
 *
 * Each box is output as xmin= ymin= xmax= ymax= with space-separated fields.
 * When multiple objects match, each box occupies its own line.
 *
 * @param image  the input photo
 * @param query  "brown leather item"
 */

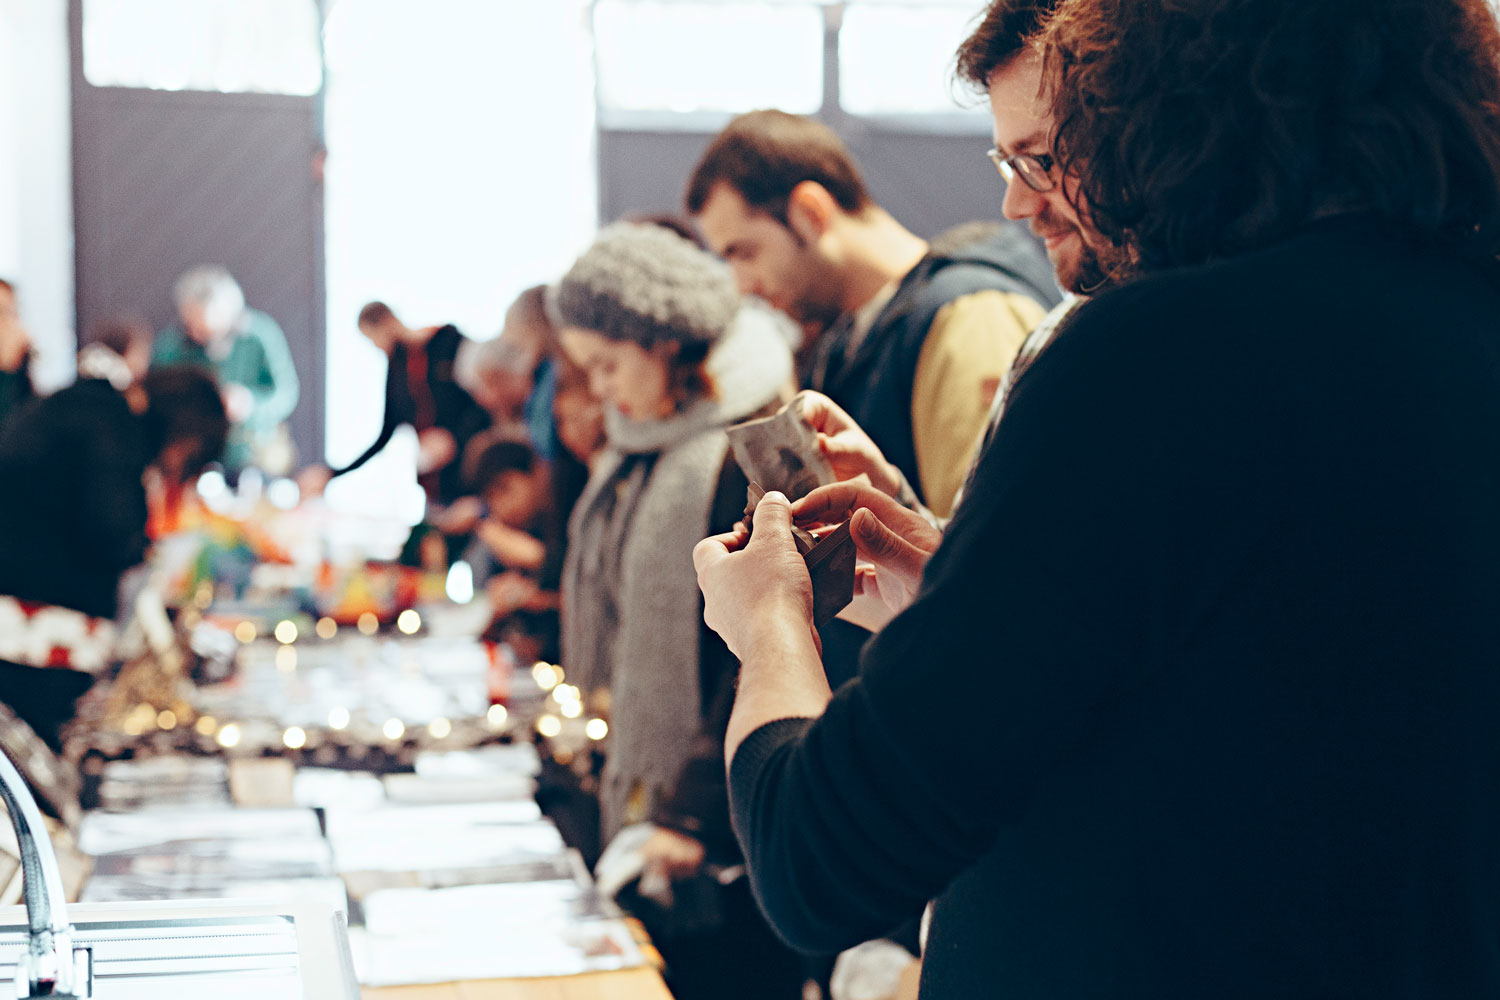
xmin=741 ymin=483 xmax=855 ymax=627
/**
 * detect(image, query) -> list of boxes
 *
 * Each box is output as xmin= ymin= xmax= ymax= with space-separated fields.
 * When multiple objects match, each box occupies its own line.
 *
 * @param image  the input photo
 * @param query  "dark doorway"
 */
xmin=69 ymin=0 xmax=326 ymax=464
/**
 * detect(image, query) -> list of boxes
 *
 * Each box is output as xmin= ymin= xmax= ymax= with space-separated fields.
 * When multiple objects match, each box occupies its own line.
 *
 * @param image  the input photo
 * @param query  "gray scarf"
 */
xmin=562 ymin=306 xmax=793 ymax=842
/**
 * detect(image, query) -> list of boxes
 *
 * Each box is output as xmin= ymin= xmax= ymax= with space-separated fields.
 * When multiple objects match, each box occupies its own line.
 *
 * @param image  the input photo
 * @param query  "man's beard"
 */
xmin=1058 ymin=240 xmax=1110 ymax=295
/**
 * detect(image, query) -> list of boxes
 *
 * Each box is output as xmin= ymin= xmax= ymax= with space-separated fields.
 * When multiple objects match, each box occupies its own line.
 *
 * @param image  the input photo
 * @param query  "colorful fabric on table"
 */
xmin=0 ymin=596 xmax=117 ymax=674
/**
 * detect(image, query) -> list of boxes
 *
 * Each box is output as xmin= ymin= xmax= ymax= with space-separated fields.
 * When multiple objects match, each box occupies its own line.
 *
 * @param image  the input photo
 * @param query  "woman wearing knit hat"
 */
xmin=555 ymin=221 xmax=804 ymax=999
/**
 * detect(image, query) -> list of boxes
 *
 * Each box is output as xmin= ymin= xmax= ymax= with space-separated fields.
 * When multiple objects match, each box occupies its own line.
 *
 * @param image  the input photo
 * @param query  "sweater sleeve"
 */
xmin=241 ymin=311 xmax=300 ymax=429
xmin=330 ymin=360 xmax=403 ymax=478
xmin=909 ymin=289 xmax=1047 ymax=519
xmin=728 ymin=297 xmax=1166 ymax=954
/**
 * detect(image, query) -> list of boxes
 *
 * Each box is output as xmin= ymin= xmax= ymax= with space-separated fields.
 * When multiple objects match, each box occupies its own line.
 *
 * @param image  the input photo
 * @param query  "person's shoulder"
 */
xmin=428 ymin=324 xmax=469 ymax=358
xmin=27 ymin=379 xmax=131 ymax=434
xmin=922 ymin=221 xmax=1061 ymax=309
xmin=242 ymin=308 xmax=287 ymax=337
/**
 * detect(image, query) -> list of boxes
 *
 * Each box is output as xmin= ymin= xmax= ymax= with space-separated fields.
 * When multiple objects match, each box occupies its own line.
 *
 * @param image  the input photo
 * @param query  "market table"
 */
xmin=362 ymin=967 xmax=674 ymax=1000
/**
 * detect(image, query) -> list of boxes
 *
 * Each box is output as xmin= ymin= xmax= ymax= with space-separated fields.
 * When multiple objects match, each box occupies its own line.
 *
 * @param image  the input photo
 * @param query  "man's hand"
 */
xmin=223 ymin=383 xmax=255 ymax=423
xmin=430 ymin=495 xmax=484 ymax=536
xmin=640 ymin=827 xmax=707 ymax=883
xmin=794 ymin=481 xmax=942 ymax=616
xmin=694 ymin=491 xmax=820 ymax=661
xmin=296 ymin=464 xmax=334 ymax=498
xmin=477 ymin=519 xmax=546 ymax=569
xmin=417 ymin=427 xmax=458 ymax=474
xmin=796 ymin=390 xmax=903 ymax=497
xmin=487 ymin=571 xmax=540 ymax=615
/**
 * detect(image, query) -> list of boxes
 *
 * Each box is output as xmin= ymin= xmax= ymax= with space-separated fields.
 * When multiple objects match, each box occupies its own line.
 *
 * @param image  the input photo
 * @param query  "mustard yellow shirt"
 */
xmin=910 ymin=290 xmax=1047 ymax=517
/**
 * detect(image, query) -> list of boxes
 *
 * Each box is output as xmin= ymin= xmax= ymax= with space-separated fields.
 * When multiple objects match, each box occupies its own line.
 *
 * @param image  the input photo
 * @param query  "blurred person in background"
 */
xmin=78 ymin=315 xmax=153 ymax=391
xmin=0 ymin=277 xmax=36 ymax=427
xmin=465 ymin=435 xmax=552 ymax=588
xmin=687 ymin=109 xmax=1060 ymax=520
xmin=554 ymin=221 xmax=803 ymax=1000
xmin=465 ymin=436 xmax=563 ymax=662
xmin=548 ymin=356 xmax=605 ymax=526
xmin=550 ymin=361 xmax=605 ymax=474
xmin=457 ymin=285 xmax=561 ymax=462
xmin=152 ymin=265 xmax=299 ymax=477
xmin=524 ymin=357 xmax=606 ymax=870
xmin=0 ymin=365 xmax=226 ymax=749
xmin=305 ymin=302 xmax=490 ymax=539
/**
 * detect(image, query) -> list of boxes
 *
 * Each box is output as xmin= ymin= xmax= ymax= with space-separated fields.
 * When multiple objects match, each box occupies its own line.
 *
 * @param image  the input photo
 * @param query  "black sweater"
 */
xmin=332 ymin=325 xmax=490 ymax=504
xmin=730 ymin=218 xmax=1500 ymax=998
xmin=0 ymin=380 xmax=149 ymax=619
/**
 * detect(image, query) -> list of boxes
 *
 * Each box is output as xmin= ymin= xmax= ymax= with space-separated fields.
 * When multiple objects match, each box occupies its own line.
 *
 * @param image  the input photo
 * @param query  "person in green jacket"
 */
xmin=152 ymin=265 xmax=299 ymax=475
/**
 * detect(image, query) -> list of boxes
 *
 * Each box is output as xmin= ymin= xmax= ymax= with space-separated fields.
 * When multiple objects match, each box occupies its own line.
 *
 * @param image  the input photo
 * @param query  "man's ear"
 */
xmin=786 ymin=180 xmax=838 ymax=244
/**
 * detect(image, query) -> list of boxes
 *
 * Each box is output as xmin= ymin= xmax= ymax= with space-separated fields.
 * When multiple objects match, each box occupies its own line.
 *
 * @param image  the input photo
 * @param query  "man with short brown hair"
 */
xmin=687 ymin=110 xmax=1059 ymax=519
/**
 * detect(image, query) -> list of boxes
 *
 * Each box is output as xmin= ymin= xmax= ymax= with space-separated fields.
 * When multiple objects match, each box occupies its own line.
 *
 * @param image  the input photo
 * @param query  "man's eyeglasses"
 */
xmin=986 ymin=148 xmax=1057 ymax=193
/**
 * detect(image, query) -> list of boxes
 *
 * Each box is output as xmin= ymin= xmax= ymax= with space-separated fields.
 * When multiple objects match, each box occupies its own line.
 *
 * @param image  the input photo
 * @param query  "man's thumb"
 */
xmin=851 ymin=507 xmax=926 ymax=577
xmin=751 ymin=490 xmax=794 ymax=542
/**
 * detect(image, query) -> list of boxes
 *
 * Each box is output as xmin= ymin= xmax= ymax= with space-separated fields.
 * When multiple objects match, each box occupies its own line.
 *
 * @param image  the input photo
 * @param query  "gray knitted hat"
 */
xmin=552 ymin=221 xmax=739 ymax=348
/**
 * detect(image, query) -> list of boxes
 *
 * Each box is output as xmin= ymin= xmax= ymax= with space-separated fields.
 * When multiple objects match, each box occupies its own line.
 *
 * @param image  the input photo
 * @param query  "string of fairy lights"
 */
xmin=81 ymin=614 xmax=609 ymax=769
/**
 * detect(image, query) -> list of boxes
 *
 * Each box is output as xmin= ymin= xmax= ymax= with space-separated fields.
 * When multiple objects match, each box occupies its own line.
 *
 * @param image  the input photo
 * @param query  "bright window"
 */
xmin=594 ymin=1 xmax=823 ymax=114
xmin=320 ymin=0 xmax=597 ymax=515
xmin=839 ymin=3 xmax=988 ymax=116
xmin=82 ymin=0 xmax=321 ymax=95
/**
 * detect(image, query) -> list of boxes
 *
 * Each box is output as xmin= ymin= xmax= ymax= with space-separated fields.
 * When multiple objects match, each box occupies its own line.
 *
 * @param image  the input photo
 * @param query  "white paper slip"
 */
xmin=78 ymin=808 xmax=322 ymax=856
xmin=415 ymin=744 xmax=542 ymax=778
xmin=330 ymin=824 xmax=565 ymax=873
xmin=321 ymin=800 xmax=541 ymax=839
xmin=362 ymin=881 xmax=598 ymax=935
xmin=348 ymin=917 xmax=644 ymax=986
xmin=381 ymin=772 xmax=536 ymax=804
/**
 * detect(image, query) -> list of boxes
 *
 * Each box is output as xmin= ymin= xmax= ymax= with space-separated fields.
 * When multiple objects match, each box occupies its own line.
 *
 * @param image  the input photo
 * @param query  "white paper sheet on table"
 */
xmin=78 ymin=808 xmax=322 ymax=856
xmin=322 ymin=800 xmax=541 ymax=839
xmin=414 ymin=744 xmax=542 ymax=778
xmin=82 ymin=875 xmax=349 ymax=915
xmin=331 ymin=824 xmax=564 ymax=873
xmin=363 ymin=881 xmax=599 ymax=935
xmin=381 ymin=771 xmax=536 ymax=804
xmin=292 ymin=768 xmax=387 ymax=810
xmin=348 ymin=922 xmax=644 ymax=986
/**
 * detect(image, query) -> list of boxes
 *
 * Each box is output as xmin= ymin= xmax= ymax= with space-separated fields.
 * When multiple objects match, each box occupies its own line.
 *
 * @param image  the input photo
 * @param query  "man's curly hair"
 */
xmin=1041 ymin=0 xmax=1500 ymax=276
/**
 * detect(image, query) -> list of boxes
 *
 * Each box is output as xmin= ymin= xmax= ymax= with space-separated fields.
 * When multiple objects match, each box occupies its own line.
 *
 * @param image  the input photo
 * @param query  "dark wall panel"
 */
xmin=598 ymin=125 xmax=1007 ymax=240
xmin=74 ymin=81 xmax=326 ymax=462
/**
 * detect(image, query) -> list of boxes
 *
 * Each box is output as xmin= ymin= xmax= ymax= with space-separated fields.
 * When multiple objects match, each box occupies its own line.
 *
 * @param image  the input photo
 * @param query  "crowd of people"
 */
xmin=2 ymin=0 xmax=1500 ymax=996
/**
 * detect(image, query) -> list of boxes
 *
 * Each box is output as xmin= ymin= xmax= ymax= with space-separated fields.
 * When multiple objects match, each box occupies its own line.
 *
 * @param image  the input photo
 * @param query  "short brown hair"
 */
xmin=954 ymin=0 xmax=1058 ymax=94
xmin=1043 ymin=0 xmax=1500 ymax=275
xmin=685 ymin=110 xmax=872 ymax=224
xmin=357 ymin=300 xmax=396 ymax=328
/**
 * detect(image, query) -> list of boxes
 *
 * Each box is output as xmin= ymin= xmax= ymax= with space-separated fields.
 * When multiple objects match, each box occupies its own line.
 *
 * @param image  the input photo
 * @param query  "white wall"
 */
xmin=0 ymin=0 xmax=75 ymax=390
xmin=319 ymin=0 xmax=595 ymax=516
